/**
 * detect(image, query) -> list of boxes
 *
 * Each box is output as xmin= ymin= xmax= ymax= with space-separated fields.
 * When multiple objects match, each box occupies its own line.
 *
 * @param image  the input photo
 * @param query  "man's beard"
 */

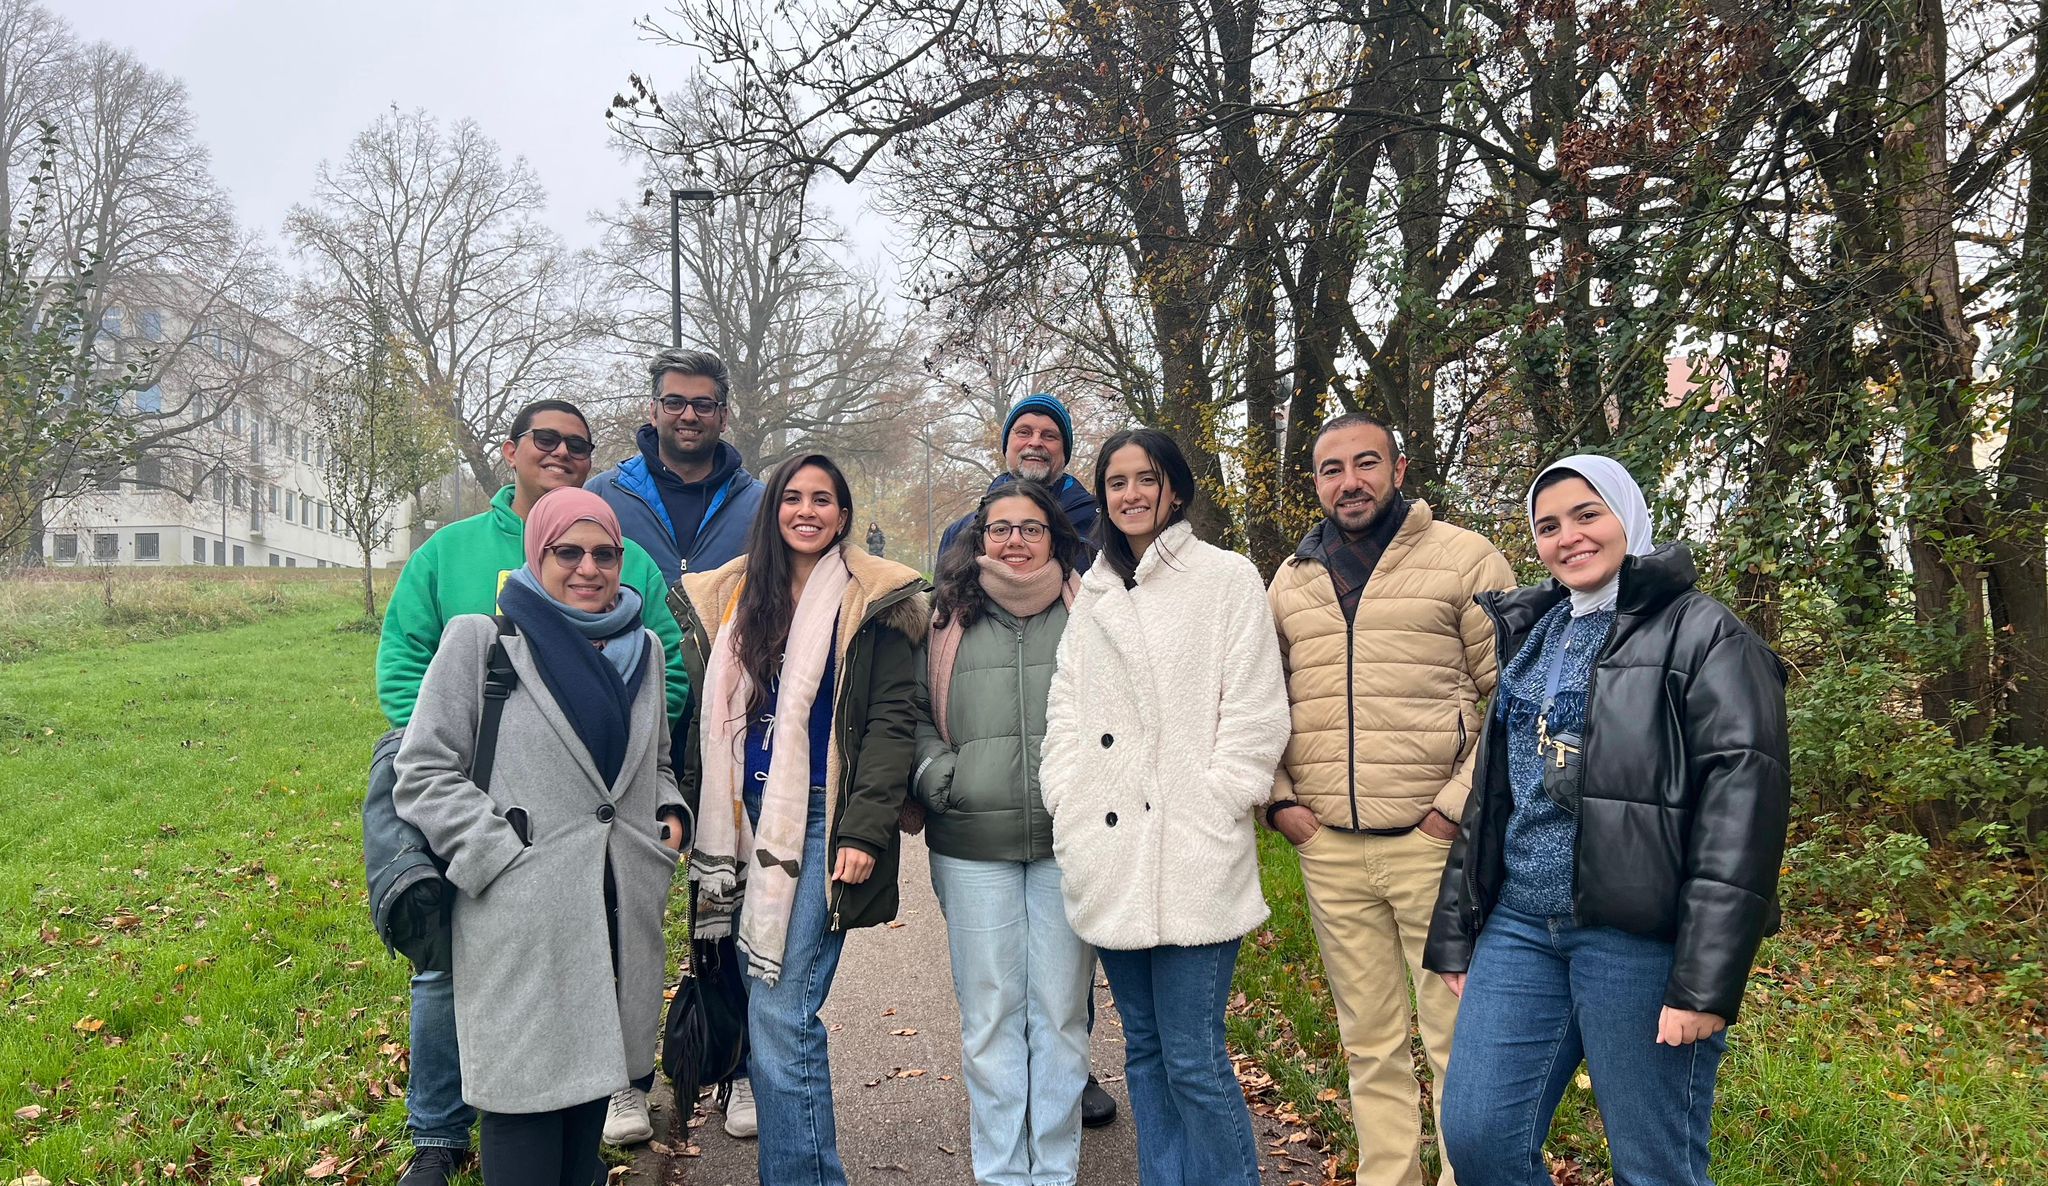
xmin=661 ymin=430 xmax=718 ymax=471
xmin=1332 ymin=491 xmax=1393 ymax=535
xmin=1013 ymin=456 xmax=1059 ymax=482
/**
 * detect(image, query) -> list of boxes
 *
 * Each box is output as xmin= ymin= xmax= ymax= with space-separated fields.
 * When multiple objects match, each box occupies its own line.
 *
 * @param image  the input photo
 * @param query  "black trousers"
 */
xmin=479 ymin=1097 xmax=606 ymax=1186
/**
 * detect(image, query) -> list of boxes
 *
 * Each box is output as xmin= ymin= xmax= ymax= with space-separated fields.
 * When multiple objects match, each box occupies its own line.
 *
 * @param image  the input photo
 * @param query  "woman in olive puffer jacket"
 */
xmin=912 ymin=479 xmax=1094 ymax=1186
xmin=1423 ymin=455 xmax=1790 ymax=1186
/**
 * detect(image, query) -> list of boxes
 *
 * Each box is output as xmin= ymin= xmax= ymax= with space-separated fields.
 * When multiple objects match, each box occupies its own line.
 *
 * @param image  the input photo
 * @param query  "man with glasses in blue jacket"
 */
xmin=588 ymin=348 xmax=766 ymax=585
xmin=588 ymin=348 xmax=766 ymax=1143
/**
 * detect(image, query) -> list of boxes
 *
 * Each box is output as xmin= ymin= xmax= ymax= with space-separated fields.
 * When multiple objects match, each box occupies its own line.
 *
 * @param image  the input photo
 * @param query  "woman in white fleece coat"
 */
xmin=1040 ymin=428 xmax=1291 ymax=1186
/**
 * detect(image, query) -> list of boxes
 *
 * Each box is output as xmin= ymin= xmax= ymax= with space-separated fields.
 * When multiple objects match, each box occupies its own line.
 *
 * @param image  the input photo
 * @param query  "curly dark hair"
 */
xmin=932 ymin=480 xmax=1087 ymax=630
xmin=732 ymin=453 xmax=854 ymax=721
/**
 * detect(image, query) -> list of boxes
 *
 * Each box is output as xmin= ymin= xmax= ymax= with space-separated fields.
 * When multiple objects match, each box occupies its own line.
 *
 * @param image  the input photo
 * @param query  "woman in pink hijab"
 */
xmin=395 ymin=486 xmax=688 ymax=1186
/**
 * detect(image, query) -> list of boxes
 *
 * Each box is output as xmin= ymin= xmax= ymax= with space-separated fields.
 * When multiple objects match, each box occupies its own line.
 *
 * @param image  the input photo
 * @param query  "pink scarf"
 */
xmin=927 ymin=557 xmax=1079 ymax=743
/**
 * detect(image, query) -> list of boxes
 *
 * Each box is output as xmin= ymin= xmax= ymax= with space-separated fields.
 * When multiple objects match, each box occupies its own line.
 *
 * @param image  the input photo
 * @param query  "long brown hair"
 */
xmin=732 ymin=453 xmax=854 ymax=720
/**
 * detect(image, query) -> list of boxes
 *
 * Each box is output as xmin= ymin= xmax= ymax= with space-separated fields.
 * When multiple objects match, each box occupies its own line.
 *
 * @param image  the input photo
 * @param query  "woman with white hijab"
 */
xmin=1423 ymin=455 xmax=1790 ymax=1186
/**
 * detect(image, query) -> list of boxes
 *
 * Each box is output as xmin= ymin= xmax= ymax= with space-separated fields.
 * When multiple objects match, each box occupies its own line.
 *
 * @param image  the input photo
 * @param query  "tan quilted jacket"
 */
xmin=1268 ymin=501 xmax=1517 ymax=830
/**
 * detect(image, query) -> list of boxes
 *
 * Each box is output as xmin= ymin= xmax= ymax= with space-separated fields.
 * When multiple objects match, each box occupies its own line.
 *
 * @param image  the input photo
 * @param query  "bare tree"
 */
xmin=595 ymin=80 xmax=922 ymax=468
xmin=0 ymin=2 xmax=283 ymax=561
xmin=287 ymin=109 xmax=599 ymax=492
xmin=314 ymin=304 xmax=454 ymax=617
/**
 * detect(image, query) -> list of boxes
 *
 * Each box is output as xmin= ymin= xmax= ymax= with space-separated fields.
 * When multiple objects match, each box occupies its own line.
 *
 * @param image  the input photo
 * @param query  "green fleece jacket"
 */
xmin=376 ymin=485 xmax=688 ymax=729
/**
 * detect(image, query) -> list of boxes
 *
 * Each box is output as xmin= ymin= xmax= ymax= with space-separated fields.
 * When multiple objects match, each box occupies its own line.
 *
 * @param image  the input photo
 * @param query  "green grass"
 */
xmin=0 ymin=583 xmax=683 ymax=1186
xmin=1232 ymin=829 xmax=2048 ymax=1185
xmin=0 ymin=568 xmax=392 ymax=664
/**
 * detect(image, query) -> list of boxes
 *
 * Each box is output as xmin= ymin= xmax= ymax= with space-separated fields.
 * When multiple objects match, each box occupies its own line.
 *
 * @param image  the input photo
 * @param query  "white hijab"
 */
xmin=1527 ymin=454 xmax=1655 ymax=617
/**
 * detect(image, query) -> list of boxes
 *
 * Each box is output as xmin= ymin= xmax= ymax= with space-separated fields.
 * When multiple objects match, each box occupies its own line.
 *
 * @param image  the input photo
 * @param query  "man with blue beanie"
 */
xmin=939 ymin=392 xmax=1100 ymax=571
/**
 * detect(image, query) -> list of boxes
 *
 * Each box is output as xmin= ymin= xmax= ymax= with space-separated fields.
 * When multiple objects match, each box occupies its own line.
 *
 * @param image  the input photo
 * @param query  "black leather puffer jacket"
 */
xmin=1422 ymin=544 xmax=1789 ymax=1022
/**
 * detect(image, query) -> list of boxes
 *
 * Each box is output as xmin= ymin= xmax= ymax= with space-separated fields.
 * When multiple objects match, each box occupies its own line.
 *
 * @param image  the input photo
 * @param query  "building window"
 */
xmin=315 ymin=502 xmax=325 ymax=530
xmin=134 ymin=532 xmax=159 ymax=560
xmin=212 ymin=540 xmax=224 ymax=565
xmin=93 ymin=533 xmax=118 ymax=561
xmin=53 ymin=533 xmax=78 ymax=562
xmin=211 ymin=473 xmax=224 ymax=502
xmin=268 ymin=553 xmax=279 ymax=566
xmin=284 ymin=493 xmax=295 ymax=523
xmin=285 ymin=557 xmax=297 ymax=568
xmin=232 ymin=475 xmax=244 ymax=507
xmin=138 ymin=309 xmax=161 ymax=341
xmin=286 ymin=426 xmax=298 ymax=457
xmin=95 ymin=468 xmax=121 ymax=492
xmin=233 ymin=545 xmax=245 ymax=566
xmin=136 ymin=384 xmax=162 ymax=414
xmin=101 ymin=307 xmax=124 ymax=337
xmin=192 ymin=536 xmax=206 ymax=563
xmin=268 ymin=484 xmax=279 ymax=512
xmin=137 ymin=456 xmax=163 ymax=487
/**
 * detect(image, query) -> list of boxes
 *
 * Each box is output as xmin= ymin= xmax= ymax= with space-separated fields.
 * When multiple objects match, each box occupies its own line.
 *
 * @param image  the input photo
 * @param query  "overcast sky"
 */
xmin=60 ymin=0 xmax=897 ymax=277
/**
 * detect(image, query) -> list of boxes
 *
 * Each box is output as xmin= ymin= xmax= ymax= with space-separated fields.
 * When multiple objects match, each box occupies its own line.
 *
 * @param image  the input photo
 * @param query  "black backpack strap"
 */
xmin=471 ymin=615 xmax=519 ymax=792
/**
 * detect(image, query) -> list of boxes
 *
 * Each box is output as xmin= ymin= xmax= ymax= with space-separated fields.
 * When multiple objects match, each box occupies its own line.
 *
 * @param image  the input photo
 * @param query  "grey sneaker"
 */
xmin=722 ymin=1078 xmax=758 ymax=1139
xmin=602 ymin=1085 xmax=654 ymax=1146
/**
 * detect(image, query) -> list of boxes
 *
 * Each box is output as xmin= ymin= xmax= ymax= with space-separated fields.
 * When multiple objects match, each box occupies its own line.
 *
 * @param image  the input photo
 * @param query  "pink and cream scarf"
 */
xmin=689 ymin=548 xmax=852 ymax=987
xmin=926 ymin=557 xmax=1079 ymax=743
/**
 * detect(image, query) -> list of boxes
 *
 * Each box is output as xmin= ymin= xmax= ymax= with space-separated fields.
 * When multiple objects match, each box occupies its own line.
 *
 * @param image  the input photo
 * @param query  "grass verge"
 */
xmin=1231 ymin=828 xmax=2047 ymax=1186
xmin=0 ymin=599 xmax=687 ymax=1185
xmin=0 ymin=569 xmax=393 ymax=664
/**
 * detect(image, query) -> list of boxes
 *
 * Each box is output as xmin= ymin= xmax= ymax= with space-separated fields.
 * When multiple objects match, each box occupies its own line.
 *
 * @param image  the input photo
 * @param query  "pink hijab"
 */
xmin=524 ymin=487 xmax=624 ymax=571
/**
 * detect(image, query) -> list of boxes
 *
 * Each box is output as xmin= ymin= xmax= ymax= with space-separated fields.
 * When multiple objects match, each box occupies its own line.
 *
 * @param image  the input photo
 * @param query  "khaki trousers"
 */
xmin=1295 ymin=824 xmax=1460 ymax=1186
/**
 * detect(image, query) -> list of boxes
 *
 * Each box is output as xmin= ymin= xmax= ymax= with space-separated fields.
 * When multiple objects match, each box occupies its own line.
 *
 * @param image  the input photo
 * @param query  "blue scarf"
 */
xmin=499 ymin=569 xmax=648 ymax=786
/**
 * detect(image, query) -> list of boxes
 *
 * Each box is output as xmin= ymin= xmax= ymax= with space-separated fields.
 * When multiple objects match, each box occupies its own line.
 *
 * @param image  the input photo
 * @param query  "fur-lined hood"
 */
xmin=677 ymin=544 xmax=930 ymax=658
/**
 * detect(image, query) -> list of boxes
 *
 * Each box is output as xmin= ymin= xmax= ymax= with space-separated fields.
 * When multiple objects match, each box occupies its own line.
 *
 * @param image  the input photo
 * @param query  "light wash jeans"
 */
xmin=929 ymin=853 xmax=1095 ymax=1186
xmin=408 ymin=969 xmax=475 ymax=1149
xmin=1097 ymin=940 xmax=1259 ymax=1186
xmin=1441 ymin=904 xmax=1727 ymax=1186
xmin=743 ymin=788 xmax=849 ymax=1186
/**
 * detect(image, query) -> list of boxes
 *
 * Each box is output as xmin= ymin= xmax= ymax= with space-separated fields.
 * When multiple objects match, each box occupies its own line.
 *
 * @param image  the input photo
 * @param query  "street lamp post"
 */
xmin=669 ymin=188 xmax=716 ymax=348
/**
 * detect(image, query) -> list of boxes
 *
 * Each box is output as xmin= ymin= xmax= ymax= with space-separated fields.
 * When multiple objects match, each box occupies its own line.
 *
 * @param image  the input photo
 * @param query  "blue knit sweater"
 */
xmin=1498 ymin=602 xmax=1612 ymax=916
xmin=741 ymin=639 xmax=839 ymax=827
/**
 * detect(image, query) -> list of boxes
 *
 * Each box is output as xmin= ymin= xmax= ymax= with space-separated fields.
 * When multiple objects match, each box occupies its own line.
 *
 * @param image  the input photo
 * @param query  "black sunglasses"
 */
xmin=545 ymin=544 xmax=623 ymax=569
xmin=513 ymin=427 xmax=595 ymax=457
xmin=656 ymin=395 xmax=726 ymax=417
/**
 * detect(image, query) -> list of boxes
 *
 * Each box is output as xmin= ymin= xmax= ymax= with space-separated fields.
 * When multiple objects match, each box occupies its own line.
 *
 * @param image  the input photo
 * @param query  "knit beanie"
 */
xmin=1003 ymin=393 xmax=1075 ymax=459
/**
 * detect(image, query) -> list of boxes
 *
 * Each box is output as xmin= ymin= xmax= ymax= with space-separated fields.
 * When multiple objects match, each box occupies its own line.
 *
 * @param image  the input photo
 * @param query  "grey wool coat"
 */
xmin=394 ymin=613 xmax=684 ymax=1115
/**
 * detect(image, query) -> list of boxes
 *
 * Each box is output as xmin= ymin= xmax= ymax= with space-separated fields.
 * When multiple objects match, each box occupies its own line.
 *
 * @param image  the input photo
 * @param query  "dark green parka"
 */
xmin=671 ymin=547 xmax=930 ymax=932
xmin=913 ymin=601 xmax=1068 ymax=862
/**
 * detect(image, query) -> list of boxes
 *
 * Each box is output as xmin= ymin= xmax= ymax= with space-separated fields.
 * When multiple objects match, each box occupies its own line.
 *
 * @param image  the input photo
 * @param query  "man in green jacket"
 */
xmin=372 ymin=399 xmax=687 ymax=1186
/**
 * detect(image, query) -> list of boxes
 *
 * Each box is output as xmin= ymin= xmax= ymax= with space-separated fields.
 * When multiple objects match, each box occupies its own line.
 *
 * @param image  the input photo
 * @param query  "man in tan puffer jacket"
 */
xmin=1267 ymin=413 xmax=1515 ymax=1186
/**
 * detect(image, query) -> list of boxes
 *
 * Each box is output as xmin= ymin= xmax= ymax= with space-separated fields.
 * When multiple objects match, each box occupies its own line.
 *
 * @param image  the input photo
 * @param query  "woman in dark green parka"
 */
xmin=913 ymin=480 xmax=1094 ymax=1186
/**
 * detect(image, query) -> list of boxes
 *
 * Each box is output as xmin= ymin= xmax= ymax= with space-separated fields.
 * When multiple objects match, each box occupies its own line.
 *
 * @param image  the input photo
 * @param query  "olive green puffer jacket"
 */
xmin=913 ymin=602 xmax=1068 ymax=863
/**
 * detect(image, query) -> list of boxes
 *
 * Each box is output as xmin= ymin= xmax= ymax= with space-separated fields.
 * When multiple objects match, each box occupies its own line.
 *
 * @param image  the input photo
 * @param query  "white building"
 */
xmin=38 ymin=285 xmax=416 ymax=571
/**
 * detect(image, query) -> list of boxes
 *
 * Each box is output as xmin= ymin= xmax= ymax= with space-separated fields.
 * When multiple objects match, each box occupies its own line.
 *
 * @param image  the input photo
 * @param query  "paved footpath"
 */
xmin=624 ymin=833 xmax=1330 ymax=1186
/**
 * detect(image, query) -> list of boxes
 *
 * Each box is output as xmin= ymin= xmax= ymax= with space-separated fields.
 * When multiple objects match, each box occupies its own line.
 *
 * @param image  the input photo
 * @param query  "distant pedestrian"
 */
xmin=672 ymin=453 xmax=928 ymax=1186
xmin=1039 ymin=428 xmax=1290 ymax=1186
xmin=366 ymin=399 xmax=687 ymax=1186
xmin=914 ymin=480 xmax=1093 ymax=1186
xmin=865 ymin=520 xmax=887 ymax=558
xmin=1424 ymin=455 xmax=1790 ymax=1186
xmin=393 ymin=488 xmax=686 ymax=1186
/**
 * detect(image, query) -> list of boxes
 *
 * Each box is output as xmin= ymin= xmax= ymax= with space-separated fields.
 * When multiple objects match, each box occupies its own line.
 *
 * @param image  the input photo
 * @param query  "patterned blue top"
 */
xmin=1498 ymin=601 xmax=1613 ymax=916
xmin=741 ymin=628 xmax=839 ymax=828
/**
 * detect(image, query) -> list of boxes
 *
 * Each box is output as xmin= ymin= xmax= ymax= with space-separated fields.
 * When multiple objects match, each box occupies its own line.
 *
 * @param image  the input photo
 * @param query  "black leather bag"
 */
xmin=662 ymin=883 xmax=750 ymax=1117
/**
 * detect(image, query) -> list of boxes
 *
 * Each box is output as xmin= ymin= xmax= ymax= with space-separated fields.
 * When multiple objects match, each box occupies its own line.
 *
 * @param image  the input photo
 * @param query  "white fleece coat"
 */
xmin=1040 ymin=521 xmax=1292 ymax=950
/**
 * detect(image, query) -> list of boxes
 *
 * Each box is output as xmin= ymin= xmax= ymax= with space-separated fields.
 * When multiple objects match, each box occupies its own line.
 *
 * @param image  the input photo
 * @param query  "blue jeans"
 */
xmin=1096 ymin=940 xmax=1259 ymax=1186
xmin=744 ymin=789 xmax=848 ymax=1185
xmin=408 ymin=969 xmax=475 ymax=1149
xmin=1441 ymin=904 xmax=1726 ymax=1186
xmin=930 ymin=854 xmax=1095 ymax=1186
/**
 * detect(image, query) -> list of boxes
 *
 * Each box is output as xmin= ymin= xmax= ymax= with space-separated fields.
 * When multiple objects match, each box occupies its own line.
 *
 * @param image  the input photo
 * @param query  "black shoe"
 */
xmin=1081 ymin=1074 xmax=1118 ymax=1128
xmin=398 ymin=1146 xmax=474 ymax=1186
